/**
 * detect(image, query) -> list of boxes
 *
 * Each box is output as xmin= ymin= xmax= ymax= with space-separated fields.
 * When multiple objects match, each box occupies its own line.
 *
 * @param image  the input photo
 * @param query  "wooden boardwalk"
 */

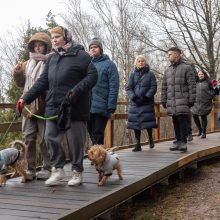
xmin=0 ymin=132 xmax=220 ymax=220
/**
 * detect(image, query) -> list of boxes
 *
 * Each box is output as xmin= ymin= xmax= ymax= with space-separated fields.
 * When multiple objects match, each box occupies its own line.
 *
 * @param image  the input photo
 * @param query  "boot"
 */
xmin=197 ymin=130 xmax=202 ymax=136
xmin=187 ymin=133 xmax=193 ymax=142
xmin=170 ymin=140 xmax=181 ymax=151
xmin=201 ymin=132 xmax=206 ymax=138
xmin=179 ymin=142 xmax=187 ymax=152
xmin=149 ymin=136 xmax=155 ymax=149
xmin=132 ymin=142 xmax=142 ymax=152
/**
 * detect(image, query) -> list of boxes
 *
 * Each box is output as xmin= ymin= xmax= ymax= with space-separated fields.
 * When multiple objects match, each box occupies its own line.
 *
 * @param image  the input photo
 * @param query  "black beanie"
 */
xmin=89 ymin=38 xmax=103 ymax=54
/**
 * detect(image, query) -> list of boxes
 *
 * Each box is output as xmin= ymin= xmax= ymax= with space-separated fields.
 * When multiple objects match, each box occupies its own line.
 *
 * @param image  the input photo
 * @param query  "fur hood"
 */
xmin=28 ymin=32 xmax=52 ymax=54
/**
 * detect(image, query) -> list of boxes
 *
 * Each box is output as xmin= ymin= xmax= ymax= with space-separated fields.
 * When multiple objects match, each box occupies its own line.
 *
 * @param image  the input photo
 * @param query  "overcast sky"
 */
xmin=1 ymin=0 xmax=66 ymax=36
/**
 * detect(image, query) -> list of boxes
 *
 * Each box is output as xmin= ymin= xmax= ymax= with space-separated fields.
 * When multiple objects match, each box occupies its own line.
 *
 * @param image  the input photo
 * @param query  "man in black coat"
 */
xmin=161 ymin=47 xmax=196 ymax=152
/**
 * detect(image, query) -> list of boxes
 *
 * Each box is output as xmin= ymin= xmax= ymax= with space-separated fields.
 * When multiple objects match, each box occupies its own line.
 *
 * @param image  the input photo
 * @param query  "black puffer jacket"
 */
xmin=23 ymin=43 xmax=98 ymax=121
xmin=161 ymin=60 xmax=196 ymax=115
xmin=126 ymin=65 xmax=157 ymax=130
xmin=191 ymin=78 xmax=215 ymax=116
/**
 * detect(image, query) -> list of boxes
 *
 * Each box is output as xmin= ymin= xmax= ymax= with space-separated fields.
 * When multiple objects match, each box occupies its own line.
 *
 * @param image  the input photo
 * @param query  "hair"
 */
xmin=134 ymin=55 xmax=148 ymax=67
xmin=50 ymin=26 xmax=71 ymax=43
xmin=167 ymin=47 xmax=182 ymax=54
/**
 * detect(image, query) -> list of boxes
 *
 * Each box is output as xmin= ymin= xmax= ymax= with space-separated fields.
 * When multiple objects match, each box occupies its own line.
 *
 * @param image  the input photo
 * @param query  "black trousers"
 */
xmin=192 ymin=114 xmax=208 ymax=133
xmin=134 ymin=128 xmax=153 ymax=142
xmin=172 ymin=115 xmax=189 ymax=143
xmin=187 ymin=114 xmax=192 ymax=135
xmin=87 ymin=113 xmax=108 ymax=145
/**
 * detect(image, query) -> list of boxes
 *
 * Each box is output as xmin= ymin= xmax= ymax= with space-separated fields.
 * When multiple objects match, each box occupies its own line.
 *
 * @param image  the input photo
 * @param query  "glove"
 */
xmin=161 ymin=102 xmax=167 ymax=109
xmin=188 ymin=102 xmax=194 ymax=108
xmin=68 ymin=91 xmax=77 ymax=104
xmin=107 ymin=109 xmax=115 ymax=114
xmin=16 ymin=99 xmax=25 ymax=117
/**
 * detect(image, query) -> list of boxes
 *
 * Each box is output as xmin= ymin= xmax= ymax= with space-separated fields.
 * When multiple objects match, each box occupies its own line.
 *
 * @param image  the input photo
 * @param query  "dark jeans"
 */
xmin=172 ymin=115 xmax=189 ymax=143
xmin=87 ymin=113 xmax=108 ymax=145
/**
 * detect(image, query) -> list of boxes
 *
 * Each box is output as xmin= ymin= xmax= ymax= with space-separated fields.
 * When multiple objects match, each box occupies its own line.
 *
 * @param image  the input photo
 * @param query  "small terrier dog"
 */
xmin=88 ymin=145 xmax=123 ymax=186
xmin=0 ymin=140 xmax=27 ymax=185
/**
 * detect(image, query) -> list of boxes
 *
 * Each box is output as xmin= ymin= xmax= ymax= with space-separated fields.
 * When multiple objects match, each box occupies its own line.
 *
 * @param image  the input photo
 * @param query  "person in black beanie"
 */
xmin=87 ymin=38 xmax=119 ymax=146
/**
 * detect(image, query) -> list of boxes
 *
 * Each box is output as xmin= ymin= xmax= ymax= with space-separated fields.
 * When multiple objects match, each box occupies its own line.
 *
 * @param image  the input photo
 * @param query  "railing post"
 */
xmin=154 ymin=102 xmax=160 ymax=140
xmin=210 ymin=102 xmax=215 ymax=132
xmin=104 ymin=118 xmax=114 ymax=149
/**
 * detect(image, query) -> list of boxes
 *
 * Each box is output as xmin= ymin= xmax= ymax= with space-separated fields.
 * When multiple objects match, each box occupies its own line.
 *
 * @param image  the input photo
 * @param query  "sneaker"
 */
xmin=26 ymin=170 xmax=36 ymax=181
xmin=45 ymin=167 xmax=65 ymax=186
xmin=36 ymin=169 xmax=51 ymax=180
xmin=67 ymin=170 xmax=82 ymax=186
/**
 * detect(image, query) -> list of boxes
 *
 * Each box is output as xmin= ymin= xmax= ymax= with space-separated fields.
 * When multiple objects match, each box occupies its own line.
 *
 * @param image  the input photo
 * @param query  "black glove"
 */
xmin=107 ymin=109 xmax=115 ymax=113
xmin=188 ymin=102 xmax=194 ymax=108
xmin=161 ymin=102 xmax=167 ymax=109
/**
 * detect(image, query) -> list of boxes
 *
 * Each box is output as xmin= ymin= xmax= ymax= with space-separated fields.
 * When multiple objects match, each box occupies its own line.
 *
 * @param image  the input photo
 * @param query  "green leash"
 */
xmin=24 ymin=106 xmax=58 ymax=120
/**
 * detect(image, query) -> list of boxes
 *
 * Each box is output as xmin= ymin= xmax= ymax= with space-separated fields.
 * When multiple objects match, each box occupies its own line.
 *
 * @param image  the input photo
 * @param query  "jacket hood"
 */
xmin=28 ymin=32 xmax=52 ymax=54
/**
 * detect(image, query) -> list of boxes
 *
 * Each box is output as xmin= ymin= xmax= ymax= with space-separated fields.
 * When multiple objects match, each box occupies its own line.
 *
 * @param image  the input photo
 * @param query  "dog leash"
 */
xmin=0 ymin=114 xmax=18 ymax=146
xmin=24 ymin=106 xmax=58 ymax=120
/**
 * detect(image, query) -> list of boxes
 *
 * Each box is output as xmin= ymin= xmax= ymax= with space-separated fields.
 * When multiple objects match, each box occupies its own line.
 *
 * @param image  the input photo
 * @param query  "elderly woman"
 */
xmin=126 ymin=55 xmax=157 ymax=152
xmin=16 ymin=26 xmax=98 ymax=186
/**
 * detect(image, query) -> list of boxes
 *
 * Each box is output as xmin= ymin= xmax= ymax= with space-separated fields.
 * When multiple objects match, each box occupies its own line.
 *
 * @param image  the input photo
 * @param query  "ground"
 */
xmin=110 ymin=157 xmax=220 ymax=220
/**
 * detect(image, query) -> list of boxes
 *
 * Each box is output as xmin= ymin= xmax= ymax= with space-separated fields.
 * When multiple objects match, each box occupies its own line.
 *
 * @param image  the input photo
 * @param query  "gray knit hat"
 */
xmin=89 ymin=38 xmax=103 ymax=54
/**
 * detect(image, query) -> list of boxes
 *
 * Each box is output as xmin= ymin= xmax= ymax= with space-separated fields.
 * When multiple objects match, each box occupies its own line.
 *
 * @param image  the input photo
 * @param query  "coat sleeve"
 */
xmin=145 ymin=73 xmax=157 ymax=98
xmin=13 ymin=61 xmax=28 ymax=88
xmin=186 ymin=65 xmax=196 ymax=103
xmin=70 ymin=62 xmax=98 ymax=97
xmin=126 ymin=72 xmax=136 ymax=100
xmin=161 ymin=71 xmax=168 ymax=103
xmin=107 ymin=62 xmax=119 ymax=110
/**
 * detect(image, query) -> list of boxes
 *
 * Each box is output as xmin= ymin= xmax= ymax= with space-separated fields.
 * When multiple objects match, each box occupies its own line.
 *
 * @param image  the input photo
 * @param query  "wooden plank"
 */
xmin=0 ymin=122 xmax=21 ymax=133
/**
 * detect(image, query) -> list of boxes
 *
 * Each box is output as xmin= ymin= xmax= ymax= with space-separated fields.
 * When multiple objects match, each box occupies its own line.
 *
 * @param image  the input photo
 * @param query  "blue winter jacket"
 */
xmin=90 ymin=54 xmax=119 ymax=118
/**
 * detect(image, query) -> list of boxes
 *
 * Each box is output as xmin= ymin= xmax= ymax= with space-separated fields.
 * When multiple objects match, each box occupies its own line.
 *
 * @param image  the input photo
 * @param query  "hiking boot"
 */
xmin=187 ymin=134 xmax=193 ymax=142
xmin=67 ymin=170 xmax=82 ymax=186
xmin=197 ymin=131 xmax=202 ymax=136
xmin=26 ymin=170 xmax=36 ymax=181
xmin=170 ymin=141 xmax=181 ymax=151
xmin=45 ymin=167 xmax=65 ymax=186
xmin=201 ymin=133 xmax=206 ymax=139
xmin=179 ymin=142 xmax=188 ymax=152
xmin=36 ymin=168 xmax=51 ymax=180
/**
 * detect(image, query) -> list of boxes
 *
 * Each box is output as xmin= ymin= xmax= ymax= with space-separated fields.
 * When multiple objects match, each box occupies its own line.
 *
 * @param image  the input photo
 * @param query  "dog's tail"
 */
xmin=10 ymin=140 xmax=27 ymax=154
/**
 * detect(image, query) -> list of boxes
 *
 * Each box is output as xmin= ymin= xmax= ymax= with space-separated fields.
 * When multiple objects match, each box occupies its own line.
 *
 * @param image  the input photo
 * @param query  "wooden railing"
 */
xmin=0 ymin=102 xmax=219 ymax=149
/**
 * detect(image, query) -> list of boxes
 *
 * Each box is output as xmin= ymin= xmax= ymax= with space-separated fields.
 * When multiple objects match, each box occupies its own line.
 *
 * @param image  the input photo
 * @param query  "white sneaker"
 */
xmin=67 ymin=170 xmax=82 ymax=186
xmin=36 ymin=169 xmax=51 ymax=180
xmin=26 ymin=170 xmax=36 ymax=181
xmin=45 ymin=167 xmax=65 ymax=186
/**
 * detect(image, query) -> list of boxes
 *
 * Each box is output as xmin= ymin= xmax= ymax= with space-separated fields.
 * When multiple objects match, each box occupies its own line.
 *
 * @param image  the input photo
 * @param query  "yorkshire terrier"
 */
xmin=0 ymin=140 xmax=27 ymax=185
xmin=88 ymin=145 xmax=123 ymax=186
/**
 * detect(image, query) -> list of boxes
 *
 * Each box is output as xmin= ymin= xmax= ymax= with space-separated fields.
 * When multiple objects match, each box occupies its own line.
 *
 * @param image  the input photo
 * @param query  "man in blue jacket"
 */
xmin=87 ymin=38 xmax=119 ymax=145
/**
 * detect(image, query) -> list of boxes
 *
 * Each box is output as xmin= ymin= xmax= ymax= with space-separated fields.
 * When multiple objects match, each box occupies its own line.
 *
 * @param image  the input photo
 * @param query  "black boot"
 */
xmin=149 ymin=136 xmax=155 ymax=149
xmin=179 ymin=142 xmax=187 ymax=152
xmin=197 ymin=130 xmax=202 ymax=136
xmin=132 ymin=142 xmax=142 ymax=152
xmin=201 ymin=131 xmax=206 ymax=138
xmin=132 ymin=130 xmax=142 ymax=152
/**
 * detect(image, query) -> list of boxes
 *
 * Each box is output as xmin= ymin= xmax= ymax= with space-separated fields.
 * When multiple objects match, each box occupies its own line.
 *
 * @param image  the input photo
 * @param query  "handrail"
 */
xmin=0 ymin=101 xmax=219 ymax=149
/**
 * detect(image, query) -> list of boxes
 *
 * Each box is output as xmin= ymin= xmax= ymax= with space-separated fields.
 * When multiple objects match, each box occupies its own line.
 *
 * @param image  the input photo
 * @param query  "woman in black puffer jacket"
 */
xmin=126 ymin=55 xmax=157 ymax=151
xmin=191 ymin=70 xmax=215 ymax=138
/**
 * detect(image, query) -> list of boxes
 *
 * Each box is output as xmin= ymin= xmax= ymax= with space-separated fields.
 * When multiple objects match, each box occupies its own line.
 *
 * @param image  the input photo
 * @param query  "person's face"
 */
xmin=89 ymin=45 xmax=101 ymax=57
xmin=167 ymin=51 xmax=181 ymax=63
xmin=198 ymin=71 xmax=205 ymax=80
xmin=136 ymin=58 xmax=146 ymax=68
xmin=51 ymin=33 xmax=65 ymax=48
xmin=34 ymin=41 xmax=46 ymax=54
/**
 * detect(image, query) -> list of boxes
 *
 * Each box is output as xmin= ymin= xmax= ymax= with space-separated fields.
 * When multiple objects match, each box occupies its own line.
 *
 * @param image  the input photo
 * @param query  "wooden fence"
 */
xmin=0 ymin=101 xmax=219 ymax=149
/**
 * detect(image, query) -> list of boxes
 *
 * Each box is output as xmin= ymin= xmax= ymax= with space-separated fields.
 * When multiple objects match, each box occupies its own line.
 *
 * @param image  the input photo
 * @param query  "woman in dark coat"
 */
xmin=126 ymin=55 xmax=157 ymax=151
xmin=191 ymin=70 xmax=215 ymax=138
